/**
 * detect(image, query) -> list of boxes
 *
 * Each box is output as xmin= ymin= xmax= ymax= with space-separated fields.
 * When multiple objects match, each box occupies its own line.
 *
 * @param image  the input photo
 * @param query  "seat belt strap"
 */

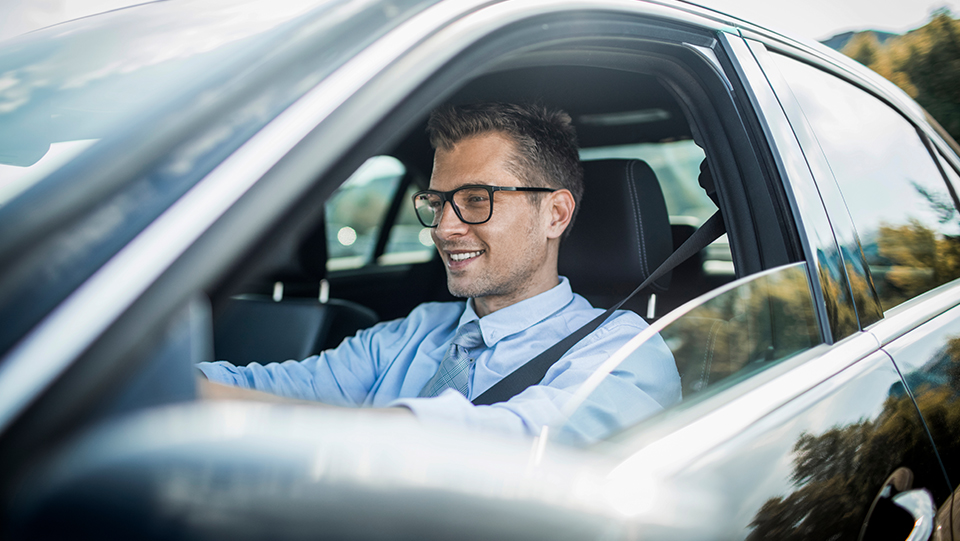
xmin=472 ymin=211 xmax=726 ymax=406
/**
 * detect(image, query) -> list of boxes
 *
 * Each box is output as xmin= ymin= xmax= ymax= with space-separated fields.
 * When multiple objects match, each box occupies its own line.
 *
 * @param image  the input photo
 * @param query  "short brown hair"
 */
xmin=426 ymin=102 xmax=583 ymax=234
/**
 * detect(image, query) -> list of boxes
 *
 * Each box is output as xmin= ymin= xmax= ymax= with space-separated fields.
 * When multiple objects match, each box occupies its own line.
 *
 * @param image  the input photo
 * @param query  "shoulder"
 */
xmin=551 ymin=294 xmax=653 ymax=353
xmin=557 ymin=293 xmax=647 ymax=334
xmin=583 ymin=310 xmax=648 ymax=347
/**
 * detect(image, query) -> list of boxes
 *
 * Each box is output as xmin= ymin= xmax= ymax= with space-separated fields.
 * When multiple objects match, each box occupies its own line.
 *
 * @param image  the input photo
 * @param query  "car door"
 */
xmin=749 ymin=34 xmax=960 ymax=538
xmin=551 ymin=33 xmax=952 ymax=539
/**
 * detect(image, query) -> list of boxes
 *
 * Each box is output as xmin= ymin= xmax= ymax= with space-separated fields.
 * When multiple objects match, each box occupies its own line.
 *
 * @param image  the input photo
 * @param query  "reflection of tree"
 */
xmin=873 ymin=220 xmax=960 ymax=309
xmin=747 ymin=394 xmax=937 ymax=539
xmin=749 ymin=335 xmax=960 ymax=540
xmin=664 ymin=268 xmax=819 ymax=395
xmin=911 ymin=180 xmax=959 ymax=225
xmin=820 ymin=261 xmax=859 ymax=339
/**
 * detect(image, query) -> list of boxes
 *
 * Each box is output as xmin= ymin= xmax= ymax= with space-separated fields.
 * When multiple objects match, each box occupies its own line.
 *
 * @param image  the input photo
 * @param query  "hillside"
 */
xmin=820 ymin=30 xmax=899 ymax=51
xmin=817 ymin=10 xmax=960 ymax=143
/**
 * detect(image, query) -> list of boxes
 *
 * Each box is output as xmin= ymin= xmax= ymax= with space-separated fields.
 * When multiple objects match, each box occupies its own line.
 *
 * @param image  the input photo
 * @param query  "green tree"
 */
xmin=837 ymin=11 xmax=960 ymax=142
xmin=842 ymin=32 xmax=880 ymax=67
xmin=902 ymin=12 xmax=960 ymax=140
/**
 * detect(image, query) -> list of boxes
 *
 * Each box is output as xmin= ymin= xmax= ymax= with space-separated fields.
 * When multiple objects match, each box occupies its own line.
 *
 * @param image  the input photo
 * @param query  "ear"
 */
xmin=543 ymin=189 xmax=575 ymax=240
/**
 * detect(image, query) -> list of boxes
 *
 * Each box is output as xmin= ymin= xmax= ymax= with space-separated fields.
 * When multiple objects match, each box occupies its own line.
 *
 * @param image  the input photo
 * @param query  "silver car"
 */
xmin=1 ymin=0 xmax=959 ymax=539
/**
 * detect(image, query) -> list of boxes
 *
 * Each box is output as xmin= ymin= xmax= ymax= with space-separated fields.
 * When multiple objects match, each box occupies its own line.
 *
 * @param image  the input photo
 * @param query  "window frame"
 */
xmin=760 ymin=44 xmax=960 ymax=325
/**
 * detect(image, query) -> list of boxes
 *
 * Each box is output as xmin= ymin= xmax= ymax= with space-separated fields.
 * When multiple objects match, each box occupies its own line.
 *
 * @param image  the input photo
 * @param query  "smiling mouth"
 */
xmin=449 ymin=250 xmax=484 ymax=261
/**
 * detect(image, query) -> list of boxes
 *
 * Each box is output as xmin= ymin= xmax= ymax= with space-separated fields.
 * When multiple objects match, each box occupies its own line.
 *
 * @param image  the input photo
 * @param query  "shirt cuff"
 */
xmin=389 ymin=390 xmax=530 ymax=439
xmin=196 ymin=361 xmax=249 ymax=388
xmin=389 ymin=390 xmax=473 ymax=426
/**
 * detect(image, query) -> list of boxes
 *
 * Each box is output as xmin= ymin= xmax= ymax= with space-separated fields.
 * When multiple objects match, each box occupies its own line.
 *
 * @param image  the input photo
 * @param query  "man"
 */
xmin=198 ymin=102 xmax=680 ymax=444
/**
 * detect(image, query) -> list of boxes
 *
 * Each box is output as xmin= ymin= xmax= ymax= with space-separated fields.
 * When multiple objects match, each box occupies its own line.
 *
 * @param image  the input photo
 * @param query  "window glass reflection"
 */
xmin=325 ymin=156 xmax=405 ymax=270
xmin=557 ymin=263 xmax=821 ymax=445
xmin=771 ymin=54 xmax=960 ymax=311
xmin=381 ymin=184 xmax=435 ymax=265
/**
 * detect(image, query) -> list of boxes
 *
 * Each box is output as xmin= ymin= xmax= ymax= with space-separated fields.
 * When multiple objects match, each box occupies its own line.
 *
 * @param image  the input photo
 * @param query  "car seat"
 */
xmin=559 ymin=159 xmax=673 ymax=318
xmin=212 ymin=212 xmax=378 ymax=366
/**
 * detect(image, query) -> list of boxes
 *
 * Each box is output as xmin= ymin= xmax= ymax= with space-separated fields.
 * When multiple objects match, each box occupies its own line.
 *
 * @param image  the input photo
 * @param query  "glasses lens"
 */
xmin=414 ymin=193 xmax=443 ymax=226
xmin=452 ymin=187 xmax=492 ymax=224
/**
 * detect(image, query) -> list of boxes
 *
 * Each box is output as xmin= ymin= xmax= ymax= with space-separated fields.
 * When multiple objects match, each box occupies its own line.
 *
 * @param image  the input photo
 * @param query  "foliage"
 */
xmin=747 ymin=339 xmax=960 ymax=539
xmin=839 ymin=11 xmax=960 ymax=141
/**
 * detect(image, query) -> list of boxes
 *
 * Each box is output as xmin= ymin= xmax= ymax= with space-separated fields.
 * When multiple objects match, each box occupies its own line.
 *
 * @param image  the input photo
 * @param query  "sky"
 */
xmin=699 ymin=0 xmax=960 ymax=40
xmin=1 ymin=0 xmax=959 ymax=43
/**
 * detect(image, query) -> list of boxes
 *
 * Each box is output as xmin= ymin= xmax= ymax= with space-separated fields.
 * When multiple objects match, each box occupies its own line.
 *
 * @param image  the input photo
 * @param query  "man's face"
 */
xmin=429 ymin=132 xmax=557 ymax=315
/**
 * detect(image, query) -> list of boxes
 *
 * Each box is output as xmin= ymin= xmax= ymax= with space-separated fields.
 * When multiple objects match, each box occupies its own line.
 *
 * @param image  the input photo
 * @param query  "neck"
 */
xmin=471 ymin=272 xmax=560 ymax=318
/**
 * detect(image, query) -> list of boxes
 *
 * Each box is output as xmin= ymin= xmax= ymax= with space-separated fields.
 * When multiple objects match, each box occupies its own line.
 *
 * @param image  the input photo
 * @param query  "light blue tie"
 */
xmin=419 ymin=320 xmax=484 ymax=398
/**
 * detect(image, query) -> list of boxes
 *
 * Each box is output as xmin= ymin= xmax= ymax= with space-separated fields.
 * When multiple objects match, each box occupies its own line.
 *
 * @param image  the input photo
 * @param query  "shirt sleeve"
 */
xmin=197 ymin=316 xmax=408 ymax=406
xmin=391 ymin=314 xmax=681 ymax=446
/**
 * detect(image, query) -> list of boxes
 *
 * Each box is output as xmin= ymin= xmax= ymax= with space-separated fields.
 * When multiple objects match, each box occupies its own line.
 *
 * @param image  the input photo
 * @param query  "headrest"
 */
xmin=559 ymin=159 xmax=672 ymax=303
xmin=250 ymin=212 xmax=327 ymax=294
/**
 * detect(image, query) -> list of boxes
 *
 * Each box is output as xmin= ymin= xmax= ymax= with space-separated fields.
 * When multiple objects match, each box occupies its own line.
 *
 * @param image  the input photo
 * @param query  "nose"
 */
xmin=434 ymin=200 xmax=468 ymax=239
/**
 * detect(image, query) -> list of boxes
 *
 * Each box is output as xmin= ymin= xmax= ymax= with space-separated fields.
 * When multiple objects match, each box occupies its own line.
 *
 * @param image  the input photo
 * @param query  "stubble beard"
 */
xmin=445 ymin=253 xmax=542 ymax=300
xmin=444 ymin=223 xmax=546 ymax=303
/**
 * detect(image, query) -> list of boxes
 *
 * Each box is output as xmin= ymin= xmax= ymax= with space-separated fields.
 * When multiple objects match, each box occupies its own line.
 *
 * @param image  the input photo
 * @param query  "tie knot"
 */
xmin=453 ymin=320 xmax=484 ymax=349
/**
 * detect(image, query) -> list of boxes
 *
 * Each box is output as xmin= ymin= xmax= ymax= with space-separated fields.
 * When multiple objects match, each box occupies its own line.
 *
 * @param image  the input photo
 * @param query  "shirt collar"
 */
xmin=458 ymin=276 xmax=574 ymax=347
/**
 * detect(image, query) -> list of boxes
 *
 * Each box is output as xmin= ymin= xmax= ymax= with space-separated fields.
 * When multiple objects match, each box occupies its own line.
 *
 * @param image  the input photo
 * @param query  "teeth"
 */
xmin=450 ymin=251 xmax=483 ymax=261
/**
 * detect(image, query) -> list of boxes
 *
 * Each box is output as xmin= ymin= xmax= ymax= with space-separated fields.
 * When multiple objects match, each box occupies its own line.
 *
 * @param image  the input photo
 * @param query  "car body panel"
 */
xmin=882 ymin=300 xmax=960 ymax=508
xmin=641 ymin=349 xmax=944 ymax=538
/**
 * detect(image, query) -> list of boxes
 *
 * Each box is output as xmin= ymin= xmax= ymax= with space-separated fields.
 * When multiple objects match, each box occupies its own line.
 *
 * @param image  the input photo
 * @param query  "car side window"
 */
xmin=381 ymin=184 xmax=435 ymax=266
xmin=559 ymin=263 xmax=822 ymax=443
xmin=771 ymin=54 xmax=960 ymax=312
xmin=325 ymin=156 xmax=434 ymax=271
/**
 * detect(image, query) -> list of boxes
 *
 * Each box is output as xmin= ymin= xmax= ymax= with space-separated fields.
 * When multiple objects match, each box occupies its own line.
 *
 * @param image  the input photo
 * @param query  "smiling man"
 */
xmin=198 ymin=102 xmax=681 ymax=444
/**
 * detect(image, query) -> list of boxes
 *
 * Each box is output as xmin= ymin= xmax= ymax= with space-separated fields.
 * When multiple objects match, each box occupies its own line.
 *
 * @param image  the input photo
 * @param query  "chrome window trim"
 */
xmin=869 ymin=280 xmax=960 ymax=346
xmin=740 ymin=27 xmax=925 ymax=122
xmin=0 ymin=0 xmax=746 ymax=434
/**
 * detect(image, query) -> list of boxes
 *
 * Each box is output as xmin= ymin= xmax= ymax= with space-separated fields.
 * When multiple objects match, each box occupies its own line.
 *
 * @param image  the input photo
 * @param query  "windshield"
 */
xmin=0 ymin=0 xmax=440 ymax=362
xmin=554 ymin=263 xmax=822 ymax=446
xmin=0 ymin=0 xmax=340 ymax=207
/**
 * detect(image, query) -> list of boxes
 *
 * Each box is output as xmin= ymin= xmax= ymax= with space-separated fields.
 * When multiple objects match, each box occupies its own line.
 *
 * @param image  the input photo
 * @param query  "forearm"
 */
xmin=197 ymin=377 xmax=319 ymax=404
xmin=196 ymin=376 xmax=413 ymax=417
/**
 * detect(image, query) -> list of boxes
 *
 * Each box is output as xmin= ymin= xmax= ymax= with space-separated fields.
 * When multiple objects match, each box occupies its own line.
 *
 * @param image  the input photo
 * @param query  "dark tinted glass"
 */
xmin=772 ymin=54 xmax=960 ymax=311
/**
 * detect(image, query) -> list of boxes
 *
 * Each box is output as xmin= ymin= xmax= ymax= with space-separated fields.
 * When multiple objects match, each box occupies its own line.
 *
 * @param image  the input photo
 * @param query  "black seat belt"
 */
xmin=472 ymin=211 xmax=726 ymax=406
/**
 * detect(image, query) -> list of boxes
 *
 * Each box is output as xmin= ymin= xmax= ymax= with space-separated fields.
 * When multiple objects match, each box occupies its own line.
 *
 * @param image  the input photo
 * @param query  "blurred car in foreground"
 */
xmin=1 ymin=0 xmax=960 ymax=539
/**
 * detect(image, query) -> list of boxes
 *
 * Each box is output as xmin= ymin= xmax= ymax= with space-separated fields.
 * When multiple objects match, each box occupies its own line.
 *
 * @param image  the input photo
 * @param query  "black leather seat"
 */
xmin=561 ymin=159 xmax=736 ymax=398
xmin=213 ymin=215 xmax=378 ymax=366
xmin=559 ymin=159 xmax=673 ymax=317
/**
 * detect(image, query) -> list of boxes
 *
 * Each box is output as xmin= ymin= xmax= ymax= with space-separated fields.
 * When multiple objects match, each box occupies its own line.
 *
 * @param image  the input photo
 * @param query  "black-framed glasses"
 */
xmin=412 ymin=185 xmax=557 ymax=227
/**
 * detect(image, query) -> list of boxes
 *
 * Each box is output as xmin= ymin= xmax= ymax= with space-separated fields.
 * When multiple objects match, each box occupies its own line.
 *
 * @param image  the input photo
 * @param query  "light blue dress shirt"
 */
xmin=198 ymin=277 xmax=681 ymax=444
